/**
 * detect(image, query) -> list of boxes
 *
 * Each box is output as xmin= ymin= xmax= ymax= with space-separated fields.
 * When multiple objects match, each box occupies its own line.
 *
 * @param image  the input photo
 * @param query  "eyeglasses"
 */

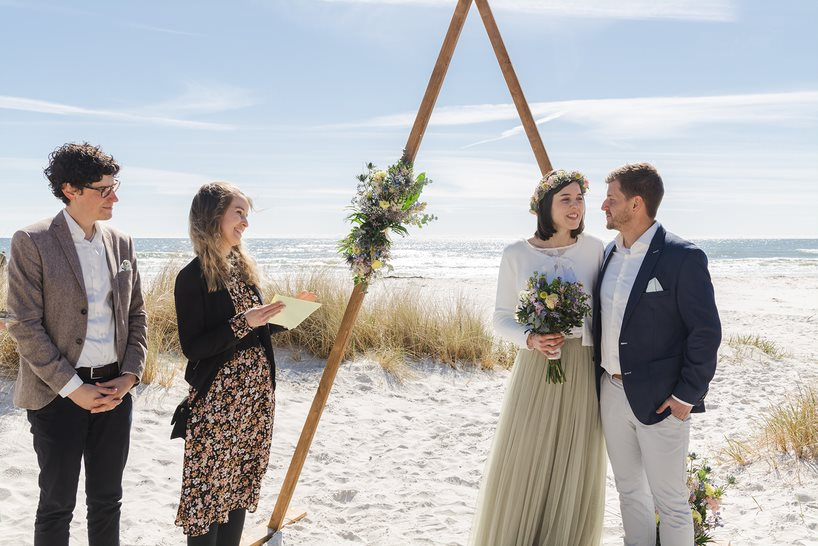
xmin=84 ymin=179 xmax=120 ymax=199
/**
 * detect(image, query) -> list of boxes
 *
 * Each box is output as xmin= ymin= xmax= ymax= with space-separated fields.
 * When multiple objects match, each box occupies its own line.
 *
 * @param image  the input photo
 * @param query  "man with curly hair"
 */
xmin=6 ymin=142 xmax=147 ymax=546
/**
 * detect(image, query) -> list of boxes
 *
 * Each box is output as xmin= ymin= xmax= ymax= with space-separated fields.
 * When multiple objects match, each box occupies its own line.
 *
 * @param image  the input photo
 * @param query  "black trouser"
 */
xmin=27 ymin=392 xmax=132 ymax=546
xmin=187 ymin=508 xmax=247 ymax=546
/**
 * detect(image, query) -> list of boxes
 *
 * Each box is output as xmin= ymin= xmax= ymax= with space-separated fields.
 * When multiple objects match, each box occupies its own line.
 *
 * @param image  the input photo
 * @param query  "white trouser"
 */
xmin=600 ymin=372 xmax=693 ymax=546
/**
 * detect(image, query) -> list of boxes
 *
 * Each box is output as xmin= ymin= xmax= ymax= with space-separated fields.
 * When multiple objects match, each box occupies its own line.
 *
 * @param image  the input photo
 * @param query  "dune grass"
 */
xmin=721 ymin=385 xmax=818 ymax=466
xmin=761 ymin=386 xmax=818 ymax=460
xmin=262 ymin=269 xmax=515 ymax=370
xmin=140 ymin=261 xmax=184 ymax=387
xmin=727 ymin=334 xmax=787 ymax=360
xmin=0 ymin=272 xmax=20 ymax=381
xmin=0 ymin=263 xmax=516 ymax=388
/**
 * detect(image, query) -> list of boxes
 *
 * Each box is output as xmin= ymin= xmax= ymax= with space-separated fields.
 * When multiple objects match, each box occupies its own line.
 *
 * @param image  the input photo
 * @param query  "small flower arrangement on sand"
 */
xmin=338 ymin=159 xmax=435 ymax=286
xmin=515 ymin=271 xmax=591 ymax=383
xmin=656 ymin=452 xmax=736 ymax=545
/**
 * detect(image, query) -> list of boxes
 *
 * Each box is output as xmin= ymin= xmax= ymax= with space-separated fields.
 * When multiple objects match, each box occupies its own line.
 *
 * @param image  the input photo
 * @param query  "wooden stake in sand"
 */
xmin=251 ymin=1 xmax=552 ymax=543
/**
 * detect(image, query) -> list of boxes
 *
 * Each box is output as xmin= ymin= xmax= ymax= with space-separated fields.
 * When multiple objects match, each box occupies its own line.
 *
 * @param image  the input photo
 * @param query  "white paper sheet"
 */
xmin=267 ymin=294 xmax=321 ymax=330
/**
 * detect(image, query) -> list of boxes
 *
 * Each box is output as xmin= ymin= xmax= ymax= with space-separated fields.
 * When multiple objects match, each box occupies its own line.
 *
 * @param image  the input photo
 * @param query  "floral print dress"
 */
xmin=176 ymin=268 xmax=275 ymax=536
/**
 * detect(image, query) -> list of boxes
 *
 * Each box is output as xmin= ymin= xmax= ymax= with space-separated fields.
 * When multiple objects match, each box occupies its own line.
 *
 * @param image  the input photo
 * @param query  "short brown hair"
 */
xmin=605 ymin=163 xmax=664 ymax=218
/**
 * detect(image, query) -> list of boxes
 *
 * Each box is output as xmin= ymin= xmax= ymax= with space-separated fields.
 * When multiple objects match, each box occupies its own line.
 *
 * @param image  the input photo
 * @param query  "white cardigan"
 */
xmin=493 ymin=234 xmax=604 ymax=349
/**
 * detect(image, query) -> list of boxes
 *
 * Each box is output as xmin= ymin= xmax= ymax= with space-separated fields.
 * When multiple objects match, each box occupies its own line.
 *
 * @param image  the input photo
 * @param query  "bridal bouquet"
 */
xmin=338 ymin=159 xmax=435 ymax=286
xmin=515 ymin=271 xmax=591 ymax=383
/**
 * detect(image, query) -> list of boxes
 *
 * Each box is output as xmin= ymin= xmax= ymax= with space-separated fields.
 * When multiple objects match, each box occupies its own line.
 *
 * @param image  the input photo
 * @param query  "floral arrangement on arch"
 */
xmin=656 ymin=453 xmax=736 ymax=545
xmin=339 ymin=159 xmax=436 ymax=285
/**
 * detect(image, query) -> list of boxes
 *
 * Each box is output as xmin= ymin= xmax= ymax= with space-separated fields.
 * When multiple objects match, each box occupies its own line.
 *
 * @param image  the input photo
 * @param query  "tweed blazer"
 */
xmin=7 ymin=211 xmax=147 ymax=410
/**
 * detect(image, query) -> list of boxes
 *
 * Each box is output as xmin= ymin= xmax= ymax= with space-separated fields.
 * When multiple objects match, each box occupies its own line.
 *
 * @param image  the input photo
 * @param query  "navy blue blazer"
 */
xmin=593 ymin=225 xmax=721 ymax=425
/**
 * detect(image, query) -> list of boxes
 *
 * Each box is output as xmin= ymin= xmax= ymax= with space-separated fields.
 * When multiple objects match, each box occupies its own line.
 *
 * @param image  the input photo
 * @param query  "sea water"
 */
xmin=1 ymin=238 xmax=817 ymax=285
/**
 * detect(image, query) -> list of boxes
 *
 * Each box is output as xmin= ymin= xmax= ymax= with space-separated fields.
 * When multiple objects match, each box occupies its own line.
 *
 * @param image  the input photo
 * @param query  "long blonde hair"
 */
xmin=188 ymin=181 xmax=261 ymax=292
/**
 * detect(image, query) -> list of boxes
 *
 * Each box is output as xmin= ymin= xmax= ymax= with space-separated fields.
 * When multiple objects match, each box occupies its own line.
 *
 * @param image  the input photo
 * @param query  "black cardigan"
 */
xmin=174 ymin=257 xmax=282 ymax=397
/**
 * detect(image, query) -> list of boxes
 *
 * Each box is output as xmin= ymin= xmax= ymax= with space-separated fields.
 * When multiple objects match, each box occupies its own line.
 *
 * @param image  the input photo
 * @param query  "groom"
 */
xmin=593 ymin=163 xmax=721 ymax=546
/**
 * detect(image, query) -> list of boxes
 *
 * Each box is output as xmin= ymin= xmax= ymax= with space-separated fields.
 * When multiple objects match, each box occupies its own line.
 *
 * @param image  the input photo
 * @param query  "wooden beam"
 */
xmin=403 ymin=0 xmax=472 ymax=164
xmin=473 ymin=0 xmax=552 ymax=175
xmin=258 ymin=282 xmax=367 ymax=541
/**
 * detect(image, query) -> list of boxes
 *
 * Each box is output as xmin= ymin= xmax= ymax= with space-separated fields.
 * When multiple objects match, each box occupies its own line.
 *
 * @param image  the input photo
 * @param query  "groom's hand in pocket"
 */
xmin=656 ymin=397 xmax=692 ymax=421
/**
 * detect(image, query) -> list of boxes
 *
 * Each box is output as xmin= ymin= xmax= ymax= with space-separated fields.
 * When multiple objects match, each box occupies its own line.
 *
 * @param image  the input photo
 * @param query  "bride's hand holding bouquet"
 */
xmin=515 ymin=271 xmax=591 ymax=383
xmin=527 ymin=331 xmax=566 ymax=359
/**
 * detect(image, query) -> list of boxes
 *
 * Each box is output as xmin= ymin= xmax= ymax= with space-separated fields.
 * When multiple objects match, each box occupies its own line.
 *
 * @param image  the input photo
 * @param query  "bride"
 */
xmin=470 ymin=170 xmax=606 ymax=546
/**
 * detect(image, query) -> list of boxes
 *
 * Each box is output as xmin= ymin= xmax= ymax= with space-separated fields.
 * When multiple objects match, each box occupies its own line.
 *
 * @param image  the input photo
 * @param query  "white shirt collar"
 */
xmin=614 ymin=221 xmax=661 ymax=255
xmin=62 ymin=209 xmax=100 ymax=245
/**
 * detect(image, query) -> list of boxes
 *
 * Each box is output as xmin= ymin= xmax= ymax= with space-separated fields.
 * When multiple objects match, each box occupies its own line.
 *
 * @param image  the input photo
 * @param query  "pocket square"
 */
xmin=119 ymin=260 xmax=132 ymax=273
xmin=646 ymin=277 xmax=664 ymax=293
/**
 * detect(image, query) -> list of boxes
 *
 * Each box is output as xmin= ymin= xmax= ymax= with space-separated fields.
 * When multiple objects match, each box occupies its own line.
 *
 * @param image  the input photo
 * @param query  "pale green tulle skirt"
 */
xmin=470 ymin=338 xmax=606 ymax=546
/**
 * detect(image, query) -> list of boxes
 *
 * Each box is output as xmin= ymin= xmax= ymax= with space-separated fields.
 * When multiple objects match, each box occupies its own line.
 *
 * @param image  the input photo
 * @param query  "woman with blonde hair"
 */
xmin=174 ymin=182 xmax=313 ymax=545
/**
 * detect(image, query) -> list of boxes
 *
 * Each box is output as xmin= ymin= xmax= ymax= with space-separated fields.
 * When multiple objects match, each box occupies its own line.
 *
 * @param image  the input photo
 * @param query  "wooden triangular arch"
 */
xmin=403 ymin=0 xmax=552 ymax=172
xmin=251 ymin=1 xmax=552 ymax=542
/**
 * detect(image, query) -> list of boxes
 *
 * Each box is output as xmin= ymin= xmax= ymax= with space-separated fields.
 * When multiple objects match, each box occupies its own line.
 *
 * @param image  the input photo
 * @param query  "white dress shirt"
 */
xmin=493 ymin=234 xmax=604 ymax=349
xmin=58 ymin=210 xmax=118 ymax=397
xmin=599 ymin=221 xmax=692 ymax=406
xmin=599 ymin=222 xmax=660 ymax=377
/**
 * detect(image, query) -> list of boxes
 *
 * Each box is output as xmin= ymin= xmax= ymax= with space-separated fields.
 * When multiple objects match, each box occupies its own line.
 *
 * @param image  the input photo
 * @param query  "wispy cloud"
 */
xmin=0 ymin=95 xmax=234 ymax=130
xmin=416 ymin=155 xmax=537 ymax=200
xmin=317 ymin=0 xmax=736 ymax=21
xmin=120 ymin=167 xmax=213 ymax=196
xmin=126 ymin=23 xmax=201 ymax=37
xmin=1 ymin=2 xmax=200 ymax=34
xmin=141 ymin=83 xmax=257 ymax=117
xmin=345 ymin=91 xmax=818 ymax=143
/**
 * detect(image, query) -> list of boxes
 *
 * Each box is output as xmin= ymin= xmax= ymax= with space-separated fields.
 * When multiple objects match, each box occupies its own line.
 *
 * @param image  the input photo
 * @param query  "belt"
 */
xmin=76 ymin=362 xmax=120 ymax=383
xmin=611 ymin=373 xmax=623 ymax=380
xmin=236 ymin=331 xmax=262 ymax=352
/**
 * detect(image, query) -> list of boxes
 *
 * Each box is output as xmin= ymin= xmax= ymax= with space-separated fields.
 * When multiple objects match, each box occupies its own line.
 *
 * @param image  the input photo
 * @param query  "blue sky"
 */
xmin=1 ymin=0 xmax=817 ymax=240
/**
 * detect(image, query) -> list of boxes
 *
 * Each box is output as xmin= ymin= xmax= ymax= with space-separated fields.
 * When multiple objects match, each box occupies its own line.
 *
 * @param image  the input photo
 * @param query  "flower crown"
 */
xmin=529 ymin=170 xmax=590 ymax=215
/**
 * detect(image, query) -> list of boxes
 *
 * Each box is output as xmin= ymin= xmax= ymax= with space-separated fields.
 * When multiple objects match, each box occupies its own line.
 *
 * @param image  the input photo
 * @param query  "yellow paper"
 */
xmin=267 ymin=294 xmax=322 ymax=330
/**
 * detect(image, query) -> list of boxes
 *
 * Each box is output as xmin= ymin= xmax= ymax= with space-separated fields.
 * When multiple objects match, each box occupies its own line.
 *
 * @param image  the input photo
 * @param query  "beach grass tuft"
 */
xmin=141 ymin=261 xmax=184 ymax=386
xmin=721 ymin=438 xmax=755 ymax=467
xmin=366 ymin=347 xmax=417 ymax=384
xmin=727 ymin=334 xmax=787 ymax=360
xmin=721 ymin=385 xmax=818 ymax=465
xmin=761 ymin=385 xmax=818 ymax=460
xmin=262 ymin=270 xmax=514 ymax=369
xmin=0 ymin=272 xmax=20 ymax=381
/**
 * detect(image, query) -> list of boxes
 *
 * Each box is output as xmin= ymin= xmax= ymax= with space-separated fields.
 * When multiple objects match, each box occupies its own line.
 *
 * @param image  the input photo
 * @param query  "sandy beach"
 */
xmin=0 ymin=269 xmax=816 ymax=546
